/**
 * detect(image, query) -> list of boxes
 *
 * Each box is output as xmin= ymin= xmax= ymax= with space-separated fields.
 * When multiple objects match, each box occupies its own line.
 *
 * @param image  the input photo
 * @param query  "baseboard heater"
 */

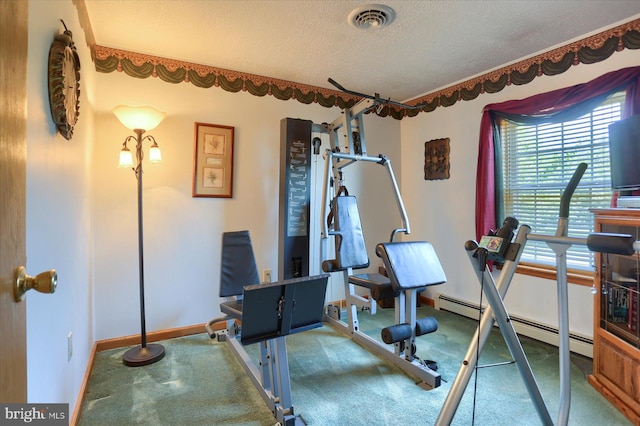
xmin=434 ymin=293 xmax=593 ymax=358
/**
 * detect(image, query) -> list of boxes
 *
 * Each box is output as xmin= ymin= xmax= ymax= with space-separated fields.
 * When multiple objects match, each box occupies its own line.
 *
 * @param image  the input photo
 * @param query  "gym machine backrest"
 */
xmin=322 ymin=195 xmax=370 ymax=273
xmin=205 ymin=230 xmax=260 ymax=335
xmin=219 ymin=230 xmax=261 ymax=319
xmin=219 ymin=230 xmax=260 ymax=298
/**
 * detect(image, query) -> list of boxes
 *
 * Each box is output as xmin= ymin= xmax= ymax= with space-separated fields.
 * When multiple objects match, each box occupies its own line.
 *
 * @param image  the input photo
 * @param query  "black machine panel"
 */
xmin=240 ymin=275 xmax=328 ymax=345
xmin=279 ymin=118 xmax=313 ymax=280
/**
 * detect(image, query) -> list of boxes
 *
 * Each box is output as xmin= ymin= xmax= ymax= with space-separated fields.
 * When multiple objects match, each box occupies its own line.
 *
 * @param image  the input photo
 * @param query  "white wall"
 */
xmin=26 ymin=0 xmax=94 ymax=413
xmin=400 ymin=48 xmax=640 ymax=338
xmin=92 ymin=71 xmax=400 ymax=340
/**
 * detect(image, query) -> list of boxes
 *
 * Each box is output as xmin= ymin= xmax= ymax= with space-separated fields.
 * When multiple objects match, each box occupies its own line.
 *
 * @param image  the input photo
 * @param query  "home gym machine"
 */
xmin=280 ymin=79 xmax=447 ymax=391
xmin=206 ymin=231 xmax=329 ymax=426
xmin=436 ymin=163 xmax=640 ymax=425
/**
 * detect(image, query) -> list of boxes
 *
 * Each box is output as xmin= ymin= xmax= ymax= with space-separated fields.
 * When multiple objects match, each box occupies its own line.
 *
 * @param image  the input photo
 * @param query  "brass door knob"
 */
xmin=14 ymin=266 xmax=57 ymax=302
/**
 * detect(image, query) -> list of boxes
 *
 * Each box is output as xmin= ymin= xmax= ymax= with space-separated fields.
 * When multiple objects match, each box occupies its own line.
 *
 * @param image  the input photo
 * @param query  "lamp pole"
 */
xmin=122 ymin=128 xmax=165 ymax=367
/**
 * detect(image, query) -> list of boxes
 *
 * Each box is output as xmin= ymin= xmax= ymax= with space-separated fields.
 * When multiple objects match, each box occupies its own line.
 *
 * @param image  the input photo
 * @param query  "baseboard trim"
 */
xmin=434 ymin=293 xmax=593 ymax=358
xmin=73 ymin=322 xmax=223 ymax=426
xmin=70 ymin=341 xmax=97 ymax=426
xmin=420 ymin=295 xmax=435 ymax=307
xmin=94 ymin=323 xmax=211 ymax=352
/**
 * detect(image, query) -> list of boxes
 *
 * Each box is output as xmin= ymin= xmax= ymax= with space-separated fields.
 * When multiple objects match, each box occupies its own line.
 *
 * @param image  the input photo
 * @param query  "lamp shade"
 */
xmin=149 ymin=145 xmax=163 ymax=162
xmin=118 ymin=147 xmax=134 ymax=168
xmin=112 ymin=105 xmax=166 ymax=131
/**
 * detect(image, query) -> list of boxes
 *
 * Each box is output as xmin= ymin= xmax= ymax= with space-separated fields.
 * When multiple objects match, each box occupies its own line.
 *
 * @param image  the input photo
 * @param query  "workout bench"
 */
xmin=322 ymin=195 xmax=446 ymax=389
xmin=206 ymin=231 xmax=329 ymax=426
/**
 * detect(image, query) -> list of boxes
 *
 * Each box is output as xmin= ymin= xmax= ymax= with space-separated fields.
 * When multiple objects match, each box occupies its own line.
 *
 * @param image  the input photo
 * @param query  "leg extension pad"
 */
xmin=381 ymin=317 xmax=438 ymax=344
xmin=381 ymin=323 xmax=412 ymax=344
xmin=416 ymin=317 xmax=438 ymax=336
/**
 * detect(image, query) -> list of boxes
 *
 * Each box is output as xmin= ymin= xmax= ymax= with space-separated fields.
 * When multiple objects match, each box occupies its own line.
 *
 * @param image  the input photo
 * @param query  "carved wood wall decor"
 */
xmin=424 ymin=138 xmax=450 ymax=180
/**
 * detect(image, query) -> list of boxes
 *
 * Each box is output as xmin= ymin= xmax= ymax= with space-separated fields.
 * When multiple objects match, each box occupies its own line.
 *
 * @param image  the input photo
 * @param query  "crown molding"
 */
xmin=93 ymin=18 xmax=640 ymax=119
xmin=405 ymin=18 xmax=640 ymax=117
xmin=93 ymin=46 xmax=407 ymax=116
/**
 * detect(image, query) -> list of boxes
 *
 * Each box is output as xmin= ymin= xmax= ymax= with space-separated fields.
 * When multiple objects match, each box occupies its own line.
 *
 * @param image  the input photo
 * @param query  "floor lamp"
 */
xmin=114 ymin=105 xmax=166 ymax=367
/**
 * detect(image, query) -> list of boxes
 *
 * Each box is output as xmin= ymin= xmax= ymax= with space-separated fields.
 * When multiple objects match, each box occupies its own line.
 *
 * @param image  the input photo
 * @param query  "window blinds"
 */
xmin=500 ymin=92 xmax=624 ymax=270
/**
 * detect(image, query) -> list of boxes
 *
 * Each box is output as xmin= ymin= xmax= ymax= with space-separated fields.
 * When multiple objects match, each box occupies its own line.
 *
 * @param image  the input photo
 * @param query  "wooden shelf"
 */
xmin=589 ymin=209 xmax=640 ymax=424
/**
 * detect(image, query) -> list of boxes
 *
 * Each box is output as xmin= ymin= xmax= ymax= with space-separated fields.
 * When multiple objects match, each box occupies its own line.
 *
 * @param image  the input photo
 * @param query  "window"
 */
xmin=500 ymin=92 xmax=625 ymax=270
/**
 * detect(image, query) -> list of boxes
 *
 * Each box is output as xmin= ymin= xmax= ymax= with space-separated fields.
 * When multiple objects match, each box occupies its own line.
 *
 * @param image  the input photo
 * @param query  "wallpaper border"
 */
xmin=92 ymin=18 xmax=640 ymax=120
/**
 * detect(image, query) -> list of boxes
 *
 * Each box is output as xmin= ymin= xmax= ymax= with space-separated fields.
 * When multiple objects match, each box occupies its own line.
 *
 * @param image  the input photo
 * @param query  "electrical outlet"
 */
xmin=67 ymin=332 xmax=73 ymax=362
xmin=262 ymin=269 xmax=272 ymax=283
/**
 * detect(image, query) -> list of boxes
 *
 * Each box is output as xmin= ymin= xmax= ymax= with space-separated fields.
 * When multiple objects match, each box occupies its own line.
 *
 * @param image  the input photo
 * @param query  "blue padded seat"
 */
xmin=220 ymin=300 xmax=243 ymax=319
xmin=376 ymin=241 xmax=446 ymax=290
xmin=349 ymin=273 xmax=397 ymax=300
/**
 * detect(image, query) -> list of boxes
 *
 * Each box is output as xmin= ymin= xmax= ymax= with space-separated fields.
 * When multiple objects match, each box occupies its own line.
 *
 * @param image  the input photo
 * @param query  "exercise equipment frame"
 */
xmin=312 ymin=89 xmax=443 ymax=390
xmin=436 ymin=163 xmax=639 ymax=425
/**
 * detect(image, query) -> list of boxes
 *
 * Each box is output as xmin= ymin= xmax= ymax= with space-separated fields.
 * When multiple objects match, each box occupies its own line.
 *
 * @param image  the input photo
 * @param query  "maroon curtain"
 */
xmin=476 ymin=66 xmax=640 ymax=242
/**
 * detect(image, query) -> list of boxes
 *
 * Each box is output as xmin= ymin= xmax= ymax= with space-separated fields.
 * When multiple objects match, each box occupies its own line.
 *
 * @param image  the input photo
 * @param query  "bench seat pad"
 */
xmin=220 ymin=300 xmax=243 ymax=320
xmin=349 ymin=273 xmax=399 ymax=300
xmin=376 ymin=241 xmax=446 ymax=290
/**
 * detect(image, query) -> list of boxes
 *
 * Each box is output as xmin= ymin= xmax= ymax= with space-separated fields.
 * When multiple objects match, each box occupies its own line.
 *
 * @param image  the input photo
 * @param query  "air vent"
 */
xmin=348 ymin=4 xmax=396 ymax=30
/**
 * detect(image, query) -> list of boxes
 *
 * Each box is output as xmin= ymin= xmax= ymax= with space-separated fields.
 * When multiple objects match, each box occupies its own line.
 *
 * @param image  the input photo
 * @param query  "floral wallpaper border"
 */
xmin=92 ymin=18 xmax=640 ymax=120
xmin=405 ymin=18 xmax=640 ymax=117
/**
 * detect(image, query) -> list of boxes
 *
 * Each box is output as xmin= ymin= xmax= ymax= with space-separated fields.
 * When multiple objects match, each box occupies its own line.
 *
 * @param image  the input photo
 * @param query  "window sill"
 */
xmin=511 ymin=262 xmax=595 ymax=286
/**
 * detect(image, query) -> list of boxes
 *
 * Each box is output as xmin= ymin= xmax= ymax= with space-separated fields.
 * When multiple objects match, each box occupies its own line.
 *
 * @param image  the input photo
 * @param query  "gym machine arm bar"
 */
xmin=320 ymin=149 xmax=410 ymax=241
xmin=328 ymin=78 xmax=426 ymax=111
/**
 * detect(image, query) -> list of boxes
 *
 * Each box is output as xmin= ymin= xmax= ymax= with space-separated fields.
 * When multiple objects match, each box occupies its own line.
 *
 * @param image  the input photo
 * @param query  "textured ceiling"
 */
xmin=85 ymin=0 xmax=640 ymax=103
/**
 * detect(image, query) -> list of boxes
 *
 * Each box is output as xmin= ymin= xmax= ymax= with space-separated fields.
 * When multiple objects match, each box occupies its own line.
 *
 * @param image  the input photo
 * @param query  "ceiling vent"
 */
xmin=348 ymin=4 xmax=396 ymax=30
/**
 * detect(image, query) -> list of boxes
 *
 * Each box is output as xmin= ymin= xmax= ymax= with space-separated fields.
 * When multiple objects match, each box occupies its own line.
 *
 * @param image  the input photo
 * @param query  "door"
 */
xmin=0 ymin=0 xmax=28 ymax=402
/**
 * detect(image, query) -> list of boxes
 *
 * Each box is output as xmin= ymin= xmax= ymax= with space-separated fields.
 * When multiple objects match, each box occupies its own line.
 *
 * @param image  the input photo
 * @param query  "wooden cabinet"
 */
xmin=588 ymin=209 xmax=640 ymax=424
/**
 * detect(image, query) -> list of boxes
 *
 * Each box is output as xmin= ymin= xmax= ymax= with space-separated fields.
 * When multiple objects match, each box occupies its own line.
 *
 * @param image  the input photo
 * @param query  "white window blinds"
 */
xmin=500 ymin=92 xmax=625 ymax=270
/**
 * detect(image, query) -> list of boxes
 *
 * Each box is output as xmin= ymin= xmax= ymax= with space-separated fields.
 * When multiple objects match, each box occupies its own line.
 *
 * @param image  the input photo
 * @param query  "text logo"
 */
xmin=1 ymin=404 xmax=68 ymax=425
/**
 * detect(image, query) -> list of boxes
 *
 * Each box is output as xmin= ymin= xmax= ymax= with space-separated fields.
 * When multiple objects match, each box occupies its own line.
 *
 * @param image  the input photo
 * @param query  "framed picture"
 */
xmin=193 ymin=122 xmax=234 ymax=198
xmin=424 ymin=137 xmax=450 ymax=180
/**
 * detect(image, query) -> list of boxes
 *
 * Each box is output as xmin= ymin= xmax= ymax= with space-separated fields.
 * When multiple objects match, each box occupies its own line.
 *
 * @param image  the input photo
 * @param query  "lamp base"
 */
xmin=123 ymin=343 xmax=165 ymax=367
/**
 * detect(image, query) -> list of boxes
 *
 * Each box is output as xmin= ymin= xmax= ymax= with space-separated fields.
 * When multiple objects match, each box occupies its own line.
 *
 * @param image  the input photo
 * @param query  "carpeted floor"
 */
xmin=78 ymin=306 xmax=631 ymax=425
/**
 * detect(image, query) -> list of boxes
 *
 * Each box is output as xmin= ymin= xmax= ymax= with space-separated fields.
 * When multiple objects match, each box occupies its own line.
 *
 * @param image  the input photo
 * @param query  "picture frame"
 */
xmin=424 ymin=137 xmax=450 ymax=180
xmin=193 ymin=122 xmax=234 ymax=198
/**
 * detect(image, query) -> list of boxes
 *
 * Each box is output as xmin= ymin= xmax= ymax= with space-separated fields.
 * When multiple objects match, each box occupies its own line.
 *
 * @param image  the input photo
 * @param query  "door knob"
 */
xmin=14 ymin=266 xmax=57 ymax=302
